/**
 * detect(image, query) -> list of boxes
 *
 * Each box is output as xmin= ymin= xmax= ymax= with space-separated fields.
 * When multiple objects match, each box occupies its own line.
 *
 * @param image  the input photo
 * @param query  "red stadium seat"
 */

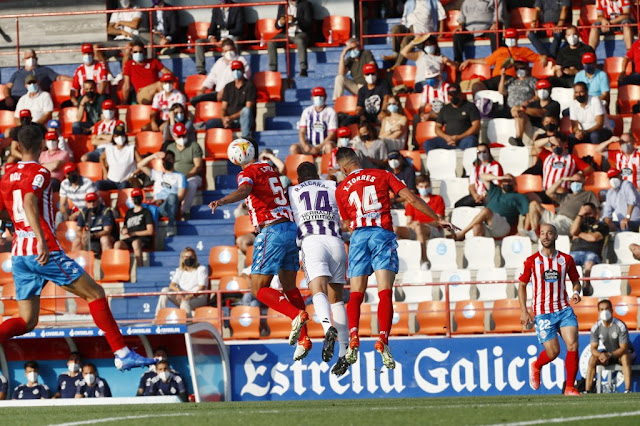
xmin=628 ymin=264 xmax=640 ymax=297
xmin=40 ymin=282 xmax=66 ymax=316
xmin=305 ymin=305 xmax=326 ymax=338
xmin=59 ymin=107 xmax=81 ymax=136
xmin=400 ymin=150 xmax=422 ymax=172
xmin=125 ymin=105 xmax=152 ymax=135
xmin=135 ymin=131 xmax=163 ymax=155
xmin=415 ymin=120 xmax=437 ymax=145
xmin=249 ymin=18 xmax=282 ymax=50
xmin=204 ymin=128 xmax=233 ymax=161
xmin=584 ymin=171 xmax=611 ymax=193
xmin=56 ymin=221 xmax=80 ymax=253
xmin=77 ymin=161 xmax=103 ymax=182
xmin=491 ymin=299 xmax=526 ymax=333
xmin=194 ymin=306 xmax=222 ymax=328
xmin=610 ymin=115 xmax=624 ymax=137
xmin=0 ymin=252 xmax=13 ymax=285
xmin=617 ymin=85 xmax=640 ymax=115
xmin=116 ymin=188 xmax=139 ymax=217
xmin=209 ymin=246 xmax=239 ymax=279
xmin=1 ymin=282 xmax=19 ymax=317
xmin=333 ymin=95 xmax=357 ymax=115
xmin=254 ymin=71 xmax=282 ymax=102
xmin=185 ymin=22 xmax=210 ymax=53
xmin=610 ymin=295 xmax=638 ymax=329
xmin=155 ymin=307 xmax=188 ymax=324
xmin=316 ymin=16 xmax=351 ymax=47
xmin=416 ymin=301 xmax=448 ymax=335
xmin=404 ymin=93 xmax=422 ymax=117
xmin=285 ymin=154 xmax=314 ymax=184
xmin=184 ymin=74 xmax=208 ymax=100
xmin=51 ymin=80 xmax=73 ymax=109
xmin=219 ymin=275 xmax=250 ymax=291
xmin=604 ymin=57 xmax=633 ymax=89
xmin=234 ymin=215 xmax=255 ymax=238
xmin=68 ymin=134 xmax=93 ymax=160
xmin=391 ymin=65 xmax=417 ymax=90
xmin=99 ymin=249 xmax=131 ymax=283
xmin=390 ymin=302 xmax=411 ymax=336
xmin=359 ymin=303 xmax=373 ymax=337
xmin=0 ymin=110 xmax=15 ymax=137
xmin=531 ymin=59 xmax=556 ymax=80
xmin=229 ymin=306 xmax=261 ymax=339
xmin=453 ymin=300 xmax=485 ymax=334
xmin=461 ymin=63 xmax=491 ymax=82
xmin=195 ymin=101 xmax=223 ymax=123
xmin=573 ymin=143 xmax=602 ymax=167
xmin=573 ymin=296 xmax=599 ymax=331
xmin=515 ymin=174 xmax=543 ymax=193
xmin=443 ymin=10 xmax=461 ymax=37
xmin=510 ymin=8 xmax=537 ymax=31
xmin=67 ymin=250 xmax=95 ymax=278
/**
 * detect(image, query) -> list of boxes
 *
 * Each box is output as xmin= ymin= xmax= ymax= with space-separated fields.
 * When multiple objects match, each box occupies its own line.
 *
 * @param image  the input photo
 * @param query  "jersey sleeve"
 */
xmin=618 ymin=321 xmax=631 ymax=344
xmin=237 ymin=168 xmax=254 ymax=188
xmin=590 ymin=323 xmax=599 ymax=343
xmin=386 ymin=170 xmax=407 ymax=195
xmin=518 ymin=256 xmax=533 ymax=283
xmin=432 ymin=195 xmax=445 ymax=216
xmin=335 ymin=186 xmax=349 ymax=222
xmin=24 ymin=167 xmax=51 ymax=198
xmin=566 ymin=254 xmax=581 ymax=282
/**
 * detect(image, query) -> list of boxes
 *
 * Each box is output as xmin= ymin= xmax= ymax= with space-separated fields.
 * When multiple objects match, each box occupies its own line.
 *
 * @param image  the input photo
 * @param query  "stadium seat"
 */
xmin=415 ymin=120 xmax=438 ymax=145
xmin=1 ymin=282 xmax=19 ymax=317
xmin=50 ymin=80 xmax=73 ymax=109
xmin=204 ymin=128 xmax=233 ymax=161
xmin=156 ymin=307 xmax=187 ymax=324
xmin=610 ymin=115 xmax=624 ymax=137
xmin=416 ymin=301 xmax=448 ymax=335
xmin=194 ymin=101 xmax=222 ymax=123
xmin=400 ymin=280 xmax=433 ymax=308
xmin=551 ymin=87 xmax=575 ymax=112
xmin=400 ymin=150 xmax=422 ymax=172
xmin=391 ymin=209 xmax=407 ymax=227
xmin=403 ymin=93 xmax=422 ymax=117
xmin=537 ymin=234 xmax=570 ymax=254
xmin=286 ymin=154 xmax=314 ymax=184
xmin=610 ymin=295 xmax=638 ymax=329
xmin=559 ymin=115 xmax=572 ymax=136
xmin=193 ymin=306 xmax=221 ymax=328
xmin=56 ymin=221 xmax=80 ymax=252
xmin=234 ymin=215 xmax=255 ymax=238
xmin=58 ymin=107 xmax=79 ymax=136
xmin=584 ymin=172 xmax=610 ymax=194
xmin=617 ymin=85 xmax=640 ymax=114
xmin=464 ymin=237 xmax=496 ymax=269
xmin=498 ymin=146 xmax=530 ymax=176
xmin=491 ymin=299 xmax=526 ymax=333
xmin=125 ymin=105 xmax=153 ymax=135
xmin=305 ymin=305 xmax=326 ymax=338
xmin=487 ymin=119 xmax=517 ymax=145
xmin=573 ymin=296 xmax=599 ymax=331
xmin=439 ymin=178 xmax=470 ymax=208
xmin=605 ymin=57 xmax=633 ymax=89
xmin=613 ymin=232 xmax=640 ymax=265
xmin=426 ymin=238 xmax=457 ymax=271
xmin=443 ymin=9 xmax=461 ymax=35
xmin=515 ymin=174 xmax=543 ymax=193
xmin=185 ymin=21 xmax=210 ymax=48
xmin=135 ymin=131 xmax=163 ymax=155
xmin=501 ymin=236 xmax=532 ymax=269
xmin=77 ymin=161 xmax=103 ymax=182
xmin=510 ymin=8 xmax=537 ymax=30
xmin=358 ymin=303 xmax=373 ymax=337
xmin=440 ymin=269 xmax=472 ymax=302
xmin=39 ymin=282 xmax=66 ymax=315
xmin=451 ymin=206 xmax=483 ymax=240
xmin=453 ymin=300 xmax=485 ymax=334
xmin=461 ymin=147 xmax=477 ymax=177
xmin=333 ymin=95 xmax=357 ymax=115
xmin=460 ymin=63 xmax=491 ymax=83
xmin=69 ymin=134 xmax=93 ymax=161
xmin=219 ymin=275 xmax=250 ymax=292
xmin=99 ymin=249 xmax=131 ymax=283
xmin=67 ymin=250 xmax=95 ymax=278
xmin=476 ymin=268 xmax=510 ymax=301
xmin=266 ymin=308 xmax=291 ymax=339
xmin=229 ymin=306 xmax=261 ymax=339
xmin=401 ymin=269 xmax=432 ymax=285
xmin=392 ymin=65 xmax=417 ymax=90
xmin=531 ymin=58 xmax=556 ymax=80
xmin=573 ymin=144 xmax=602 ymax=168
xmin=474 ymin=90 xmax=504 ymax=105
xmin=0 ymin=110 xmax=15 ymax=136
xmin=390 ymin=302 xmax=411 ymax=336
xmin=316 ymin=15 xmax=351 ymax=47
xmin=397 ymin=239 xmax=422 ymax=272
xmin=320 ymin=153 xmax=332 ymax=174
xmin=184 ymin=74 xmax=208 ymax=99
xmin=631 ymin=115 xmax=640 ymax=141
xmin=115 ymin=188 xmax=139 ymax=217
xmin=0 ymin=84 xmax=5 ymax=102
xmin=590 ymin=264 xmax=622 ymax=298
xmin=628 ymin=264 xmax=640 ymax=297
xmin=249 ymin=18 xmax=281 ymax=50
xmin=209 ymin=246 xmax=239 ymax=279
xmin=254 ymin=71 xmax=283 ymax=103
xmin=0 ymin=252 xmax=12 ymax=285
xmin=425 ymin=149 xmax=456 ymax=179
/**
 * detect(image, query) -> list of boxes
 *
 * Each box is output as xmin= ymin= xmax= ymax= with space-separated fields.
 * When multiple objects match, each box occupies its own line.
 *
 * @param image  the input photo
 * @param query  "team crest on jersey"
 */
xmin=543 ymin=269 xmax=559 ymax=283
xmin=32 ymin=174 xmax=45 ymax=189
xmin=557 ymin=256 xmax=565 ymax=265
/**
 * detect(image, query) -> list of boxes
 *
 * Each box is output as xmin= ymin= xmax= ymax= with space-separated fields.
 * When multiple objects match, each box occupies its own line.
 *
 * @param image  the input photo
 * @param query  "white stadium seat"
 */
xmin=426 ymin=238 xmax=458 ymax=271
xmin=487 ymin=118 xmax=516 ymax=145
xmin=440 ymin=269 xmax=472 ymax=302
xmin=464 ymin=236 xmax=496 ymax=269
xmin=551 ymin=87 xmax=574 ymax=112
xmin=537 ymin=235 xmax=570 ymax=254
xmin=426 ymin=149 xmax=457 ymax=180
xmin=498 ymin=146 xmax=530 ymax=176
xmin=400 ymin=270 xmax=433 ymax=307
xmin=474 ymin=90 xmax=504 ymax=105
xmin=391 ymin=209 xmax=407 ymax=227
xmin=397 ymin=239 xmax=422 ymax=272
xmin=589 ymin=264 xmax=622 ymax=298
xmin=501 ymin=235 xmax=532 ymax=269
xmin=613 ymin=232 xmax=640 ymax=265
xmin=439 ymin=178 xmax=470 ymax=208
xmin=476 ymin=268 xmax=510 ymax=301
xmin=462 ymin=147 xmax=478 ymax=177
xmin=450 ymin=206 xmax=483 ymax=239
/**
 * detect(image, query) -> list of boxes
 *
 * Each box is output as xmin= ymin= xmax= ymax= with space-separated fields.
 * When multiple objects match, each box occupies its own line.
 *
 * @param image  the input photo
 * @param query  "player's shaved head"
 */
xmin=17 ymin=125 xmax=44 ymax=156
xmin=336 ymin=147 xmax=360 ymax=172
xmin=297 ymin=162 xmax=319 ymax=183
xmin=540 ymin=223 xmax=557 ymax=236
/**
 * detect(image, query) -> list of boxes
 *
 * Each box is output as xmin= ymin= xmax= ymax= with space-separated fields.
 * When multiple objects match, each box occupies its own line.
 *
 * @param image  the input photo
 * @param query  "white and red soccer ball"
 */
xmin=227 ymin=138 xmax=255 ymax=166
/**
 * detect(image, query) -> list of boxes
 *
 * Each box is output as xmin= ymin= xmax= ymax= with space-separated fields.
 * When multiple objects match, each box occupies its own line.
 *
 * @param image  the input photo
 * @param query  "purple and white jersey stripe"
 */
xmin=288 ymin=179 xmax=341 ymax=241
xmin=299 ymin=105 xmax=338 ymax=146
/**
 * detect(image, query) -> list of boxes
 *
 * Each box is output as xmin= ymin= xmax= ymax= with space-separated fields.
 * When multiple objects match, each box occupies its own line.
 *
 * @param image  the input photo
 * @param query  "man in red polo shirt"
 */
xmin=619 ymin=37 xmax=640 ymax=87
xmin=121 ymin=40 xmax=171 ymax=105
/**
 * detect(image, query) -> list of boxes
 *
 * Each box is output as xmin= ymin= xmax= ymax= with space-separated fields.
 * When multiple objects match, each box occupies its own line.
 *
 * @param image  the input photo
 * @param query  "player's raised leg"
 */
xmin=329 ymin=284 xmax=349 ymax=375
xmin=0 ymin=297 xmax=39 ymax=344
xmin=308 ymin=276 xmax=336 ymax=362
xmin=530 ymin=334 xmax=560 ymax=390
xmin=560 ymin=323 xmax=580 ymax=395
xmin=374 ymin=269 xmax=396 ymax=369
xmin=279 ymin=269 xmax=311 ymax=359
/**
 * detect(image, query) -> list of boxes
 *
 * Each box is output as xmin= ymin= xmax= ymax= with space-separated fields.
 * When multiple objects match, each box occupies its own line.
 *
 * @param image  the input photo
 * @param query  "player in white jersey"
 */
xmin=289 ymin=162 xmax=349 ymax=374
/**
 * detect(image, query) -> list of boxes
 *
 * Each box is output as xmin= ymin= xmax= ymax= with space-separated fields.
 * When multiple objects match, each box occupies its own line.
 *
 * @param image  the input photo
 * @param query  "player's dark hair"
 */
xmin=335 ymin=147 xmax=358 ymax=165
xmin=164 ymin=150 xmax=175 ymax=161
xmin=598 ymin=299 xmax=613 ymax=310
xmin=25 ymin=360 xmax=39 ymax=371
xmin=69 ymin=351 xmax=82 ymax=360
xmin=83 ymin=79 xmax=96 ymax=87
xmin=415 ymin=174 xmax=431 ymax=186
xmin=297 ymin=162 xmax=319 ymax=183
xmin=18 ymin=125 xmax=44 ymax=155
xmin=154 ymin=346 xmax=169 ymax=357
xmin=170 ymin=102 xmax=185 ymax=111
xmin=157 ymin=360 xmax=170 ymax=368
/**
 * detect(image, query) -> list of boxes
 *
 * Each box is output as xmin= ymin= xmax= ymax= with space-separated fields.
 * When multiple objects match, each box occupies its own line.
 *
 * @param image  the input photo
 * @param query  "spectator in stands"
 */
xmin=453 ymin=173 xmax=530 ymax=240
xmin=530 ymin=113 xmax=563 ymax=163
xmin=550 ymin=25 xmax=595 ymax=88
xmin=14 ymin=75 xmax=54 ymax=126
xmin=630 ymin=243 xmax=640 ymax=260
xmin=497 ymin=61 xmax=537 ymax=147
xmin=12 ymin=361 xmax=50 ymax=400
xmin=268 ymin=0 xmax=313 ymax=77
xmin=39 ymin=131 xmax=71 ymax=192
xmin=56 ymin=162 xmax=97 ymax=227
xmin=162 ymin=103 xmax=196 ymax=144
xmin=574 ymin=53 xmax=610 ymax=108
xmin=72 ymin=80 xmax=107 ymax=136
xmin=205 ymin=61 xmax=256 ymax=138
xmin=121 ymin=40 xmax=172 ymax=105
xmin=424 ymin=83 xmax=480 ymax=152
xmin=387 ymin=150 xmax=416 ymax=192
xmin=70 ymin=44 xmax=109 ymax=109
xmin=323 ymin=127 xmax=354 ymax=177
xmin=397 ymin=174 xmax=444 ymax=267
xmin=353 ymin=63 xmax=391 ymax=125
xmin=290 ymin=86 xmax=337 ymax=155
xmin=378 ymin=95 xmax=408 ymax=151
xmin=453 ymin=0 xmax=508 ymax=63
xmin=597 ymin=134 xmax=640 ymax=187
xmin=85 ymin=100 xmax=124 ymax=162
xmin=584 ymin=299 xmax=635 ymax=393
xmin=137 ymin=348 xmax=170 ymax=396
xmin=135 ymin=151 xmax=186 ymax=236
xmin=414 ymin=70 xmax=450 ymax=131
xmin=6 ymin=111 xmax=43 ymax=163
xmin=259 ymin=148 xmax=285 ymax=175
xmin=149 ymin=74 xmax=187 ymax=132
xmin=528 ymin=174 xmax=600 ymax=236
xmin=539 ymin=136 xmax=593 ymax=201
xmin=165 ymin=122 xmax=204 ymax=220
xmin=333 ymin=37 xmax=375 ymax=100
xmin=195 ymin=0 xmax=245 ymax=75
xmin=0 ymin=49 xmax=70 ymax=111
xmin=46 ymin=119 xmax=73 ymax=160
xmin=53 ymin=352 xmax=83 ymax=399
xmin=384 ymin=0 xmax=446 ymax=69
xmin=353 ymin=122 xmax=388 ymax=169
xmin=400 ymin=35 xmax=455 ymax=93
xmin=97 ymin=124 xmax=141 ymax=191
xmin=192 ymin=39 xmax=250 ymax=105
xmin=588 ymin=0 xmax=633 ymax=51
xmin=601 ymin=168 xmax=640 ymax=232
xmin=75 ymin=364 xmax=111 ymax=398
xmin=155 ymin=246 xmax=208 ymax=316
xmin=569 ymin=82 xmax=613 ymax=147
xmin=114 ymin=188 xmax=154 ymax=265
xmin=145 ymin=360 xmax=188 ymax=401
xmin=619 ymin=36 xmax=640 ymax=86
xmin=0 ymin=371 xmax=7 ymax=400
xmin=455 ymin=143 xmax=504 ymax=207
xmin=150 ymin=0 xmax=180 ymax=55
xmin=569 ymin=202 xmax=608 ymax=291
xmin=73 ymin=192 xmax=117 ymax=256
xmin=516 ymin=80 xmax=561 ymax=141
xmin=528 ymin=0 xmax=570 ymax=58
xmin=97 ymin=0 xmax=142 ymax=69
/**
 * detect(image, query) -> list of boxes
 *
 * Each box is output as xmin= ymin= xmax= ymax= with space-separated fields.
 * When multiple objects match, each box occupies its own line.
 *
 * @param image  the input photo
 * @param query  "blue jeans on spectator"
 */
xmin=528 ymin=29 xmax=563 ymax=58
xmin=568 ymin=129 xmax=612 ymax=150
xmin=72 ymin=121 xmax=93 ymax=135
xmin=570 ymin=251 xmax=601 ymax=265
xmin=205 ymin=106 xmax=253 ymax=138
xmin=158 ymin=193 xmax=179 ymax=227
xmin=96 ymin=179 xmax=131 ymax=191
xmin=423 ymin=135 xmax=478 ymax=153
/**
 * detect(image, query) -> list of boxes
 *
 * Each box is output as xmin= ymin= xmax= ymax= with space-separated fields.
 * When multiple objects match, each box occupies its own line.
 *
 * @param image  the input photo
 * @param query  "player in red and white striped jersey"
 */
xmin=518 ymin=223 xmax=583 ymax=396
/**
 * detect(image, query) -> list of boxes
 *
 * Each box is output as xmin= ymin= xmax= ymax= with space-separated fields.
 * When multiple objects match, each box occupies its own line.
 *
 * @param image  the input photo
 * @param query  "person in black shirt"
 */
xmin=549 ymin=26 xmax=595 ymax=88
xmin=569 ymin=202 xmax=608 ymax=295
xmin=424 ymin=83 xmax=480 ymax=153
xmin=53 ymin=352 xmax=83 ymax=399
xmin=72 ymin=80 xmax=107 ymax=135
xmin=205 ymin=60 xmax=256 ymax=138
xmin=387 ymin=150 xmax=416 ymax=192
xmin=351 ymin=62 xmax=390 ymax=125
xmin=114 ymin=188 xmax=154 ymax=266
xmin=73 ymin=192 xmax=117 ymax=257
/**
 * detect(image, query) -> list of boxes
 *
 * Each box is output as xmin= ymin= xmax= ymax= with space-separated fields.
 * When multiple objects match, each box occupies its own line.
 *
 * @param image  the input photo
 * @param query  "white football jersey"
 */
xmin=288 ymin=179 xmax=341 ymax=241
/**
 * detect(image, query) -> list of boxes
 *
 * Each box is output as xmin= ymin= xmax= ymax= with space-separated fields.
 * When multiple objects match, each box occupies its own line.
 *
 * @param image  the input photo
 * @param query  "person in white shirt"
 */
xmin=155 ymin=247 xmax=208 ymax=316
xmin=290 ymin=86 xmax=337 ymax=155
xmin=149 ymin=73 xmax=187 ymax=132
xmin=14 ymin=75 xmax=53 ymax=125
xmin=96 ymin=0 xmax=144 ymax=71
xmin=569 ymin=81 xmax=613 ymax=148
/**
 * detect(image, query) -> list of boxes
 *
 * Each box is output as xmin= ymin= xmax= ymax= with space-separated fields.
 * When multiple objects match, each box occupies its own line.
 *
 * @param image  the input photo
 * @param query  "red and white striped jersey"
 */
xmin=421 ymin=82 xmax=450 ymax=114
xmin=336 ymin=168 xmax=406 ymax=231
xmin=151 ymin=89 xmax=187 ymax=121
xmin=597 ymin=0 xmax=631 ymax=19
xmin=542 ymin=153 xmax=587 ymax=191
xmin=72 ymin=62 xmax=109 ymax=94
xmin=0 ymin=162 xmax=60 ymax=256
xmin=469 ymin=161 xmax=503 ymax=196
xmin=519 ymin=250 xmax=580 ymax=316
xmin=92 ymin=119 xmax=125 ymax=136
xmin=615 ymin=151 xmax=640 ymax=187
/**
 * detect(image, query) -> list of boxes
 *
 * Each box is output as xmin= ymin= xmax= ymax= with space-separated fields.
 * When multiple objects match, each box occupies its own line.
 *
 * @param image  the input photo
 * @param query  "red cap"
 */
xmin=582 ymin=52 xmax=596 ymax=64
xmin=311 ymin=87 xmax=326 ymax=97
xmin=19 ymin=109 xmax=31 ymax=118
xmin=505 ymin=28 xmax=518 ymax=39
xmin=81 ymin=43 xmax=93 ymax=54
xmin=102 ymin=99 xmax=116 ymax=110
xmin=363 ymin=63 xmax=377 ymax=75
xmin=337 ymin=127 xmax=351 ymax=138
xmin=536 ymin=79 xmax=551 ymax=90
xmin=63 ymin=162 xmax=77 ymax=174
xmin=45 ymin=131 xmax=57 ymax=141
xmin=173 ymin=122 xmax=187 ymax=136
xmin=131 ymin=188 xmax=143 ymax=198
xmin=231 ymin=60 xmax=244 ymax=70
xmin=85 ymin=192 xmax=98 ymax=202
xmin=160 ymin=73 xmax=174 ymax=82
xmin=607 ymin=168 xmax=621 ymax=178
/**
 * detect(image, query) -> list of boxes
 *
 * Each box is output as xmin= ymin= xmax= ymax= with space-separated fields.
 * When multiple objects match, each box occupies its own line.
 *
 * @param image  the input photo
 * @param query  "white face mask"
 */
xmin=25 ymin=57 xmax=36 ymax=68
xmin=567 ymin=34 xmax=579 ymax=46
xmin=232 ymin=69 xmax=243 ymax=80
xmin=516 ymin=69 xmax=527 ymax=79
xmin=68 ymin=362 xmax=80 ymax=373
xmin=46 ymin=140 xmax=57 ymax=151
xmin=388 ymin=159 xmax=400 ymax=169
xmin=600 ymin=309 xmax=612 ymax=322
xmin=313 ymin=96 xmax=325 ymax=108
xmin=505 ymin=38 xmax=516 ymax=48
xmin=27 ymin=371 xmax=38 ymax=383
xmin=158 ymin=371 xmax=172 ymax=382
xmin=83 ymin=54 xmax=93 ymax=65
xmin=364 ymin=75 xmax=376 ymax=85
xmin=162 ymin=83 xmax=173 ymax=93
xmin=133 ymin=52 xmax=144 ymax=63
xmin=27 ymin=83 xmax=38 ymax=94
xmin=337 ymin=137 xmax=350 ymax=147
xmin=610 ymin=177 xmax=622 ymax=189
xmin=84 ymin=373 xmax=96 ymax=385
xmin=224 ymin=50 xmax=237 ymax=61
xmin=537 ymin=89 xmax=550 ymax=100
xmin=103 ymin=109 xmax=115 ymax=120
xmin=424 ymin=45 xmax=436 ymax=55
xmin=120 ymin=0 xmax=131 ymax=8
xmin=114 ymin=136 xmax=126 ymax=146
xmin=175 ymin=137 xmax=185 ymax=146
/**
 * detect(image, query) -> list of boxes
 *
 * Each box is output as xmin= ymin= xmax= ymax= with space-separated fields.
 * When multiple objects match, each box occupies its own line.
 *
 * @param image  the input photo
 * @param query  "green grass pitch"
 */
xmin=4 ymin=394 xmax=640 ymax=425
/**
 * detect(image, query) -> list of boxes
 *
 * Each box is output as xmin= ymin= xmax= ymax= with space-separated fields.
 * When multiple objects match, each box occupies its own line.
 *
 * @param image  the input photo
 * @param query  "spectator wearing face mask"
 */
xmin=149 ymin=73 xmax=186 ymax=132
xmin=455 ymin=143 xmax=503 ymax=208
xmin=574 ymin=53 xmax=610 ymax=108
xmin=327 ymin=127 xmax=353 ymax=176
xmin=569 ymin=202 xmax=608 ymax=290
xmin=353 ymin=122 xmax=388 ymax=169
xmin=550 ymin=25 xmax=595 ymax=88
xmin=12 ymin=361 xmax=50 ymax=400
xmin=57 ymin=162 xmax=97 ymax=227
xmin=145 ymin=360 xmax=188 ymax=401
xmin=137 ymin=348 xmax=172 ymax=396
xmin=162 ymin=103 xmax=196 ymax=144
xmin=514 ymin=80 xmax=561 ymax=142
xmin=538 ymin=138 xmax=593 ymax=203
xmin=378 ymin=94 xmax=408 ymax=152
xmin=75 ymin=364 xmax=111 ymax=398
xmin=415 ymin=70 xmax=450 ymax=125
xmin=53 ymin=352 xmax=83 ymax=399
xmin=70 ymin=44 xmax=109 ymax=106
xmin=497 ymin=61 xmax=537 ymax=146
xmin=290 ymin=86 xmax=337 ymax=155
xmin=597 ymin=134 xmax=640 ymax=187
xmin=114 ymin=188 xmax=154 ymax=265
xmin=400 ymin=35 xmax=455 ymax=93
xmin=6 ymin=110 xmax=45 ymax=163
xmin=618 ymin=36 xmax=640 ymax=87
xmin=353 ymin=63 xmax=391 ymax=126
xmin=195 ymin=6 xmax=246 ymax=75
xmin=155 ymin=247 xmax=208 ymax=316
xmin=333 ymin=37 xmax=375 ymax=100
xmin=72 ymin=79 xmax=107 ymax=136
xmin=39 ymin=131 xmax=71 ymax=192
xmin=601 ymin=168 xmax=640 ymax=232
xmin=121 ymin=40 xmax=172 ymax=105
xmin=46 ymin=119 xmax=74 ymax=160
xmin=86 ymin=100 xmax=125 ymax=162
xmin=569 ymin=82 xmax=613 ymax=148
xmin=387 ymin=150 xmax=416 ymax=193
xmin=96 ymin=124 xmax=142 ymax=191
xmin=73 ymin=192 xmax=117 ymax=256
xmin=14 ymin=75 xmax=53 ymax=125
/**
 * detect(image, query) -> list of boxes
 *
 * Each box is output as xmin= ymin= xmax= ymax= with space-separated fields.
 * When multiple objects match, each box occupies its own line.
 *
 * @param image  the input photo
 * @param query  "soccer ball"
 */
xmin=227 ymin=138 xmax=255 ymax=166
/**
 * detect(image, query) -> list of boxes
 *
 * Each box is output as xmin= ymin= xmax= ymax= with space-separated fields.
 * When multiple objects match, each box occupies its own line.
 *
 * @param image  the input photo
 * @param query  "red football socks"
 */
xmin=0 ymin=317 xmax=28 ymax=344
xmin=89 ymin=298 xmax=126 ymax=353
xmin=285 ymin=288 xmax=308 ymax=341
xmin=565 ymin=350 xmax=579 ymax=389
xmin=347 ymin=291 xmax=365 ymax=337
xmin=534 ymin=350 xmax=552 ymax=369
xmin=377 ymin=289 xmax=393 ymax=344
xmin=257 ymin=287 xmax=300 ymax=319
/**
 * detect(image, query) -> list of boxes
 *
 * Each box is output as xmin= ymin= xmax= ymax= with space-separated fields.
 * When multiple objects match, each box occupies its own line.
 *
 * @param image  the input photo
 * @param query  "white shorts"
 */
xmin=300 ymin=234 xmax=347 ymax=284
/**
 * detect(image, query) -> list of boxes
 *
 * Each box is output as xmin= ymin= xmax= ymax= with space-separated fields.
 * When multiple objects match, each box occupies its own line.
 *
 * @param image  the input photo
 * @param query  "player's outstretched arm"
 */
xmin=209 ymin=184 xmax=252 ymax=213
xmin=517 ymin=281 xmax=532 ymax=328
xmin=398 ymin=188 xmax=458 ymax=231
xmin=23 ymin=192 xmax=49 ymax=266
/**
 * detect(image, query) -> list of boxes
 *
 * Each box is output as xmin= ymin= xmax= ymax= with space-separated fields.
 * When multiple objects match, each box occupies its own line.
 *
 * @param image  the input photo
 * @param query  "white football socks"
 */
xmin=331 ymin=301 xmax=348 ymax=357
xmin=313 ymin=293 xmax=333 ymax=333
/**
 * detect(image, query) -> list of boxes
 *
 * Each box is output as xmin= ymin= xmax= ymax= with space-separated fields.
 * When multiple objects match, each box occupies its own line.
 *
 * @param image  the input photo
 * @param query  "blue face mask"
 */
xmin=418 ymin=187 xmax=431 ymax=196
xmin=426 ymin=78 xmax=439 ymax=88
xmin=132 ymin=52 xmax=144 ymax=63
xmin=175 ymin=113 xmax=185 ymax=122
xmin=387 ymin=104 xmax=399 ymax=113
xmin=349 ymin=49 xmax=360 ymax=59
xmin=233 ymin=70 xmax=243 ymax=80
xmin=27 ymin=83 xmax=38 ymax=93
xmin=313 ymin=96 xmax=325 ymax=108
xmin=570 ymin=182 xmax=583 ymax=193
